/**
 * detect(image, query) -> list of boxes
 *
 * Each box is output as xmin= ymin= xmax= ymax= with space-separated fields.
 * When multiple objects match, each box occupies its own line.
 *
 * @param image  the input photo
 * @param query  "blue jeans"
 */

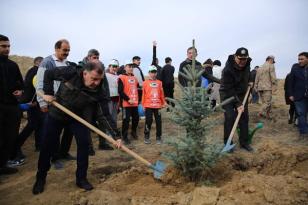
xmin=36 ymin=114 xmax=90 ymax=181
xmin=294 ymin=98 xmax=308 ymax=134
xmin=251 ymin=90 xmax=259 ymax=104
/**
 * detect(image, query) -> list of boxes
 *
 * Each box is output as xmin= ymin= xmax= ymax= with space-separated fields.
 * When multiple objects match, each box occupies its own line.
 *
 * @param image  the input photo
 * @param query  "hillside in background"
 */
xmin=9 ymin=55 xmax=34 ymax=76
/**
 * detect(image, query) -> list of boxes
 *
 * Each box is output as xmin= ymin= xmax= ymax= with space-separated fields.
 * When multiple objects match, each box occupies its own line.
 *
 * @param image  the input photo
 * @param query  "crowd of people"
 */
xmin=0 ymin=34 xmax=307 ymax=195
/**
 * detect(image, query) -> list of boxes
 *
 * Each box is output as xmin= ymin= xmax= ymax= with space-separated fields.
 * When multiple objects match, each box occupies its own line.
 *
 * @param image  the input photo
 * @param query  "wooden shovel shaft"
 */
xmin=226 ymin=85 xmax=251 ymax=144
xmin=37 ymin=92 xmax=153 ymax=168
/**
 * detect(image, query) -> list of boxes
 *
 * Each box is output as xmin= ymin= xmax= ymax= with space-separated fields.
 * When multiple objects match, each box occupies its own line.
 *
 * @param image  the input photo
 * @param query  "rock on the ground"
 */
xmin=190 ymin=186 xmax=220 ymax=205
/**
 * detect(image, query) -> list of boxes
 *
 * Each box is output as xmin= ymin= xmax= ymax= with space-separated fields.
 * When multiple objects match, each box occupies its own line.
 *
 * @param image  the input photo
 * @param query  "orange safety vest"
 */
xmin=142 ymin=79 xmax=166 ymax=108
xmin=119 ymin=74 xmax=139 ymax=107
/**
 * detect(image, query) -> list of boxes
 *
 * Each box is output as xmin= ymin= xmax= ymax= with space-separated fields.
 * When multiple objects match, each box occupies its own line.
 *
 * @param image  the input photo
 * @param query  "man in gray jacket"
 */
xmin=36 ymin=39 xmax=75 ymax=168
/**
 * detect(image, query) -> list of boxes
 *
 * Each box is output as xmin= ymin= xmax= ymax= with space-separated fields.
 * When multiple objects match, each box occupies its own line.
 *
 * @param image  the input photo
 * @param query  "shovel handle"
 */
xmin=225 ymin=85 xmax=251 ymax=145
xmin=37 ymin=92 xmax=153 ymax=168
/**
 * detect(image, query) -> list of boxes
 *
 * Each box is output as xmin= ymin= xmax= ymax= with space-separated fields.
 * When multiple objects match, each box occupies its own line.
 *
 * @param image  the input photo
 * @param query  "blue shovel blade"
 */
xmin=150 ymin=160 xmax=166 ymax=179
xmin=221 ymin=143 xmax=236 ymax=153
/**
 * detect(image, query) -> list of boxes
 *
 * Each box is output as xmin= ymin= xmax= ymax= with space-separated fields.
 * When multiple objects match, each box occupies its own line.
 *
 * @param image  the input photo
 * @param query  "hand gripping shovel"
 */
xmin=38 ymin=92 xmax=166 ymax=179
xmin=221 ymin=85 xmax=251 ymax=153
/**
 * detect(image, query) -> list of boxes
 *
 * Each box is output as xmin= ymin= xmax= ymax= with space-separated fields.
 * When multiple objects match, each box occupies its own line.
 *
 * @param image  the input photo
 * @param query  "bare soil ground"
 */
xmin=0 ymin=81 xmax=307 ymax=205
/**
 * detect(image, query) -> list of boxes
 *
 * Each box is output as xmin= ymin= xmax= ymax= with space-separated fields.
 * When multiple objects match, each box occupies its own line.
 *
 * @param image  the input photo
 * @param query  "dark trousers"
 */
xmin=16 ymin=105 xmax=42 ymax=150
xmin=40 ymin=112 xmax=73 ymax=160
xmin=223 ymin=103 xmax=249 ymax=146
xmin=138 ymin=89 xmax=143 ymax=103
xmin=163 ymin=84 xmax=175 ymax=107
xmin=289 ymin=102 xmax=297 ymax=123
xmin=251 ymin=90 xmax=259 ymax=104
xmin=294 ymin=98 xmax=308 ymax=134
xmin=0 ymin=104 xmax=21 ymax=167
xmin=122 ymin=107 xmax=139 ymax=140
xmin=144 ymin=108 xmax=162 ymax=140
xmin=36 ymin=115 xmax=89 ymax=180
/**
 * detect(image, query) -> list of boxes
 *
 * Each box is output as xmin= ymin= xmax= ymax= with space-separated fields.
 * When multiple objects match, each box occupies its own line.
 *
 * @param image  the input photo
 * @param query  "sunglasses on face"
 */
xmin=111 ymin=65 xmax=118 ymax=68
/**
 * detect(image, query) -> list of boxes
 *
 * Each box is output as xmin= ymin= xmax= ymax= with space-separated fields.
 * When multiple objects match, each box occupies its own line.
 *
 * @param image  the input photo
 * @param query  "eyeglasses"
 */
xmin=62 ymin=48 xmax=70 ymax=52
xmin=111 ymin=65 xmax=118 ymax=68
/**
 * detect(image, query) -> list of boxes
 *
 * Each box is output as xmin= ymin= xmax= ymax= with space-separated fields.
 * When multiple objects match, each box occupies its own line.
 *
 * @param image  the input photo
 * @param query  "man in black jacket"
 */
xmin=220 ymin=47 xmax=254 ymax=152
xmin=288 ymin=52 xmax=308 ymax=137
xmin=151 ymin=41 xmax=162 ymax=80
xmin=32 ymin=62 xmax=122 ymax=195
xmin=0 ymin=34 xmax=24 ymax=175
xmin=78 ymin=49 xmax=114 ymax=153
xmin=161 ymin=57 xmax=175 ymax=109
xmin=10 ymin=56 xmax=44 ymax=167
xmin=284 ymin=73 xmax=297 ymax=124
xmin=250 ymin=66 xmax=259 ymax=104
xmin=178 ymin=47 xmax=220 ymax=87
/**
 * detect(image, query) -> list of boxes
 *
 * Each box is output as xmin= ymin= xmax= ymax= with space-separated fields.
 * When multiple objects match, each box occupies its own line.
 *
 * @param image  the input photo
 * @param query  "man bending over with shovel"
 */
xmin=32 ymin=61 xmax=122 ymax=195
xmin=220 ymin=47 xmax=254 ymax=152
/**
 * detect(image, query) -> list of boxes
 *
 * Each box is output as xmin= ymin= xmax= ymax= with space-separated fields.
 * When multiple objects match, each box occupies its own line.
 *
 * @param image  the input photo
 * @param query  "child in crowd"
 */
xmin=142 ymin=65 xmax=166 ymax=144
xmin=118 ymin=60 xmax=139 ymax=144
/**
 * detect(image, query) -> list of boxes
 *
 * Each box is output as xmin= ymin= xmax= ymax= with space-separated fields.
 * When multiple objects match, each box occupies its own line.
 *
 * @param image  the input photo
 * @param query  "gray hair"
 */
xmin=87 ymin=49 xmax=100 ymax=57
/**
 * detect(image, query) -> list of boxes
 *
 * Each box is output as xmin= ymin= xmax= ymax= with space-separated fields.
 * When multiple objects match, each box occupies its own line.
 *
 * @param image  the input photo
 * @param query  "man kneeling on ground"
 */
xmin=32 ymin=61 xmax=122 ymax=195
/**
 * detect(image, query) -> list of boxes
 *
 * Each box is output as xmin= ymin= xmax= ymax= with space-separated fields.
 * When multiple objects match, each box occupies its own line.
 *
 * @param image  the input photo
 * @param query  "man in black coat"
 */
xmin=287 ymin=52 xmax=308 ymax=137
xmin=178 ymin=47 xmax=220 ymax=87
xmin=250 ymin=66 xmax=259 ymax=104
xmin=0 ymin=34 xmax=24 ymax=175
xmin=10 ymin=56 xmax=44 ymax=166
xmin=32 ymin=62 xmax=122 ymax=195
xmin=161 ymin=57 xmax=175 ymax=109
xmin=220 ymin=47 xmax=254 ymax=152
xmin=284 ymin=73 xmax=297 ymax=124
xmin=151 ymin=41 xmax=162 ymax=80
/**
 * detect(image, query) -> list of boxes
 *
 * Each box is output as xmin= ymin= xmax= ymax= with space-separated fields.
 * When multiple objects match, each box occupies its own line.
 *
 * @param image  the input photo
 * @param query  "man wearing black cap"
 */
xmin=220 ymin=47 xmax=254 ymax=152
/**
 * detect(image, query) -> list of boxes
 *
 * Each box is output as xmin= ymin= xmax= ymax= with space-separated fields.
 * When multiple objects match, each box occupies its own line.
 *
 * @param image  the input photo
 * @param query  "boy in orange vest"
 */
xmin=118 ymin=60 xmax=139 ymax=145
xmin=142 ymin=65 xmax=166 ymax=144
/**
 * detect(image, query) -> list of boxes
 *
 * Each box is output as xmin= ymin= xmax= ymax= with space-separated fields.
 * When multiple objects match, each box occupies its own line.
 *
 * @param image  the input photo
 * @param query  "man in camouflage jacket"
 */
xmin=254 ymin=55 xmax=277 ymax=119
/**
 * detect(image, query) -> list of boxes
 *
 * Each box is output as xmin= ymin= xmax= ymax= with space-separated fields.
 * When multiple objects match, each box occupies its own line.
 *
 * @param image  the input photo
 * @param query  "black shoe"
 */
xmin=16 ymin=149 xmax=26 ymax=160
xmin=32 ymin=178 xmax=46 ymax=195
xmin=0 ymin=166 xmax=18 ymax=175
xmin=131 ymin=131 xmax=139 ymax=140
xmin=123 ymin=138 xmax=131 ymax=145
xmin=60 ymin=153 xmax=76 ymax=161
xmin=89 ymin=147 xmax=96 ymax=156
xmin=241 ymin=144 xmax=254 ymax=152
xmin=76 ymin=179 xmax=93 ymax=191
xmin=98 ymin=143 xmax=114 ymax=150
xmin=52 ymin=160 xmax=64 ymax=170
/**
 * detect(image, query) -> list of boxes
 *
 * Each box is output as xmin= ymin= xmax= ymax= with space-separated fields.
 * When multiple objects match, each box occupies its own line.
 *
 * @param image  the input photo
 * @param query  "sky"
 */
xmin=1 ymin=0 xmax=307 ymax=78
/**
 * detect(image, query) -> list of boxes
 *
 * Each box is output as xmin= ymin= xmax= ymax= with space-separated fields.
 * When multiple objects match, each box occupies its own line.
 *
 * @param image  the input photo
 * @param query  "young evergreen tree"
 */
xmin=164 ymin=40 xmax=228 ymax=181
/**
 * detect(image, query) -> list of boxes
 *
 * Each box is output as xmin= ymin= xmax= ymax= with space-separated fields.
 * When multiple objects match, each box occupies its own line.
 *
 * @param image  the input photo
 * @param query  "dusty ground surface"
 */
xmin=0 ymin=80 xmax=308 ymax=205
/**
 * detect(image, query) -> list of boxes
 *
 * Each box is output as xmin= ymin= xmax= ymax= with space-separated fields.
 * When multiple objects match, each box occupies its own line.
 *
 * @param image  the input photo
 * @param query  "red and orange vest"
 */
xmin=119 ymin=74 xmax=139 ymax=107
xmin=142 ymin=79 xmax=166 ymax=108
